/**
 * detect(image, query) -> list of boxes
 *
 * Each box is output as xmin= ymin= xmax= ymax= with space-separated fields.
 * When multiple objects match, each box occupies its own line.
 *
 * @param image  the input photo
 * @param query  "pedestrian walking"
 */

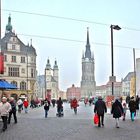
xmin=129 ymin=96 xmax=136 ymax=121
xmin=8 ymin=97 xmax=17 ymax=124
xmin=71 ymin=97 xmax=79 ymax=114
xmin=17 ymin=98 xmax=23 ymax=113
xmin=84 ymin=98 xmax=88 ymax=106
xmin=122 ymin=102 xmax=127 ymax=121
xmin=0 ymin=97 xmax=11 ymax=131
xmin=94 ymin=96 xmax=107 ymax=127
xmin=111 ymin=98 xmax=123 ymax=128
xmin=136 ymin=95 xmax=139 ymax=116
xmin=56 ymin=97 xmax=63 ymax=117
xmin=23 ymin=98 xmax=29 ymax=113
xmin=44 ymin=98 xmax=50 ymax=118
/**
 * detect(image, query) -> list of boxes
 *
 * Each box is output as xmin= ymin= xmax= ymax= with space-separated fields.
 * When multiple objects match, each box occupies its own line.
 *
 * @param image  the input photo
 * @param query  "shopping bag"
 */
xmin=94 ymin=114 xmax=99 ymax=125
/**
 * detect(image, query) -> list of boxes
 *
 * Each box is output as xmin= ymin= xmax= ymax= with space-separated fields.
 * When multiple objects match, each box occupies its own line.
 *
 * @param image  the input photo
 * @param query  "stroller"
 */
xmin=56 ymin=106 xmax=64 ymax=117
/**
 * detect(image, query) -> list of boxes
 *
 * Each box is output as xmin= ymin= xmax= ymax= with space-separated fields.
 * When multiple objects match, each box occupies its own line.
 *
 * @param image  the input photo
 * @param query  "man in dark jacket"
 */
xmin=8 ymin=97 xmax=17 ymax=124
xmin=129 ymin=96 xmax=136 ymax=121
xmin=44 ymin=98 xmax=50 ymax=118
xmin=57 ymin=97 xmax=63 ymax=117
xmin=94 ymin=96 xmax=107 ymax=127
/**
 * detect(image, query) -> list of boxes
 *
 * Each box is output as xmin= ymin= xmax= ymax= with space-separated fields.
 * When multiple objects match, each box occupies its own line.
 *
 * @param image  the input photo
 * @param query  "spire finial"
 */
xmin=6 ymin=14 xmax=12 ymax=32
xmin=87 ymin=27 xmax=89 ymax=44
xmin=30 ymin=39 xmax=32 ymax=46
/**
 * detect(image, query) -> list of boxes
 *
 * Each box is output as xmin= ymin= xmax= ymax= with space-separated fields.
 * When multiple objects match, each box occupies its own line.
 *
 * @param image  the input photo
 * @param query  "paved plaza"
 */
xmin=0 ymin=102 xmax=140 ymax=140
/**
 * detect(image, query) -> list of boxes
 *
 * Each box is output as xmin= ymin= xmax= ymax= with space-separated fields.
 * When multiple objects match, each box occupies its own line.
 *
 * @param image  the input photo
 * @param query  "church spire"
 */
xmin=87 ymin=27 xmax=89 ymax=44
xmin=85 ymin=27 xmax=91 ymax=59
xmin=6 ymin=14 xmax=12 ymax=32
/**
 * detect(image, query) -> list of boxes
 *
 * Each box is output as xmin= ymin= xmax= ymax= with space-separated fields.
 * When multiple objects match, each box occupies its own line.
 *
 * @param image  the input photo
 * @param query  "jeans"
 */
xmin=45 ymin=110 xmax=48 ymax=118
xmin=24 ymin=107 xmax=28 ymax=113
xmin=1 ymin=116 xmax=8 ymax=130
xmin=8 ymin=111 xmax=17 ymax=123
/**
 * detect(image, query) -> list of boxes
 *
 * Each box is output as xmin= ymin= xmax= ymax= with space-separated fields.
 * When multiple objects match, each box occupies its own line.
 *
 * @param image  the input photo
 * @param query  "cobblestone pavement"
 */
xmin=0 ymin=102 xmax=140 ymax=140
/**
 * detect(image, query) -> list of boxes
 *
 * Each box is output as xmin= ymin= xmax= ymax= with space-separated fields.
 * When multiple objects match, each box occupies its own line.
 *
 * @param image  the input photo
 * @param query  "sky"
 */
xmin=1 ymin=0 xmax=140 ymax=91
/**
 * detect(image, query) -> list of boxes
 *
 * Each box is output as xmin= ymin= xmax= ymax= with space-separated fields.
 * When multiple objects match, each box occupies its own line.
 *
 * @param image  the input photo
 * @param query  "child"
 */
xmin=122 ymin=102 xmax=127 ymax=121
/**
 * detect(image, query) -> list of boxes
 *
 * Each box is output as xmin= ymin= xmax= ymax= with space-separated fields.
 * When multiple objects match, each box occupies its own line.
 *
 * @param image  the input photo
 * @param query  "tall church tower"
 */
xmin=81 ymin=28 xmax=96 ymax=98
xmin=53 ymin=59 xmax=59 ymax=89
xmin=45 ymin=58 xmax=52 ymax=90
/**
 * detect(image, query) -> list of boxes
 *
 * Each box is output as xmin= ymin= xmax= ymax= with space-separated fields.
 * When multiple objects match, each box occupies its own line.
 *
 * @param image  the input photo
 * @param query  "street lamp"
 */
xmin=110 ymin=25 xmax=121 ymax=96
xmin=44 ymin=68 xmax=47 ymax=99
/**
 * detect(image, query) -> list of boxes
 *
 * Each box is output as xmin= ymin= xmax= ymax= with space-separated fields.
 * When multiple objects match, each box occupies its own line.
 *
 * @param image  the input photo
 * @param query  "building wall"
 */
xmin=0 ymin=36 xmax=36 ymax=100
xmin=45 ymin=60 xmax=59 ymax=100
xmin=66 ymin=84 xmax=81 ymax=101
xmin=136 ymin=58 xmax=140 ymax=96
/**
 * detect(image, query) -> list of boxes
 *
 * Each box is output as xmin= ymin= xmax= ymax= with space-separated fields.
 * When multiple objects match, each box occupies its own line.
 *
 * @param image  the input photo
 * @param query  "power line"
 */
xmin=17 ymin=32 xmax=140 ymax=50
xmin=2 ymin=9 xmax=109 ymax=26
xmin=3 ymin=9 xmax=140 ymax=32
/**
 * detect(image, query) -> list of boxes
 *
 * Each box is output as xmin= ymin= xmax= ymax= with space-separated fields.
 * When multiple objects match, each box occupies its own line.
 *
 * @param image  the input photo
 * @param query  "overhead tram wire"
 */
xmin=2 ymin=9 xmax=109 ymax=26
xmin=3 ymin=9 xmax=140 ymax=32
xmin=16 ymin=32 xmax=140 ymax=50
xmin=2 ymin=9 xmax=140 ymax=50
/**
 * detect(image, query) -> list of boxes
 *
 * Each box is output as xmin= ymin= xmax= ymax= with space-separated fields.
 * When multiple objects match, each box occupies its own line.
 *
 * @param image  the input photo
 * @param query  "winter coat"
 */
xmin=44 ymin=101 xmax=50 ymax=111
xmin=111 ymin=100 xmax=123 ymax=118
xmin=57 ymin=99 xmax=63 ymax=109
xmin=94 ymin=99 xmax=107 ymax=115
xmin=129 ymin=100 xmax=136 ymax=112
xmin=72 ymin=99 xmax=78 ymax=108
xmin=136 ymin=97 xmax=139 ymax=110
xmin=23 ymin=100 xmax=29 ymax=108
xmin=0 ymin=102 xmax=11 ymax=116
xmin=9 ymin=101 xmax=17 ymax=112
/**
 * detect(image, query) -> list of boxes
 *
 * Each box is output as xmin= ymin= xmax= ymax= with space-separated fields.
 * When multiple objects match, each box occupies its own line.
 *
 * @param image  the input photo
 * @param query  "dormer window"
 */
xmin=12 ymin=44 xmax=15 ymax=50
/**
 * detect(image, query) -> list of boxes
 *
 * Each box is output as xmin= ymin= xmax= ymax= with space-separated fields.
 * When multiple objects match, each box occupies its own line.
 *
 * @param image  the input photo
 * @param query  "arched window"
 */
xmin=11 ymin=81 xmax=17 ymax=87
xmin=20 ymin=81 xmax=26 ymax=90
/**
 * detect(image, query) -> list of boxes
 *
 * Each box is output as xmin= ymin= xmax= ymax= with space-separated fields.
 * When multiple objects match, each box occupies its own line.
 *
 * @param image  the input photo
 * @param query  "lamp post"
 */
xmin=44 ymin=68 xmax=47 ymax=99
xmin=110 ymin=25 xmax=121 ymax=96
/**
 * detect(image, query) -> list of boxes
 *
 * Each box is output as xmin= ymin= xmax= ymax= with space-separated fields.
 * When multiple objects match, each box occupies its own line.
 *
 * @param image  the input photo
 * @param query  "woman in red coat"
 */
xmin=23 ymin=99 xmax=29 ymax=113
xmin=72 ymin=98 xmax=79 ymax=114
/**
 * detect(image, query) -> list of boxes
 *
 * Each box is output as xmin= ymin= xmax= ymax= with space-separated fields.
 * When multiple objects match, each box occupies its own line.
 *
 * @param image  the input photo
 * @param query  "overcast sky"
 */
xmin=1 ymin=0 xmax=140 ymax=91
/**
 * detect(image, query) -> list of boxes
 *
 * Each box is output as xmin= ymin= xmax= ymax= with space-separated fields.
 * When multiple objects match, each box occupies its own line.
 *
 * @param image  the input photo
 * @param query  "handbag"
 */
xmin=94 ymin=114 xmax=99 ymax=125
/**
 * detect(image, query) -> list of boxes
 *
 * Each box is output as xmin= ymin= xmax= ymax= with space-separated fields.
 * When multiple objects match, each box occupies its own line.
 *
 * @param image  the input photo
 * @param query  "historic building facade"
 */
xmin=66 ymin=84 xmax=81 ymax=101
xmin=80 ymin=28 xmax=96 ymax=98
xmin=122 ymin=72 xmax=134 ymax=96
xmin=45 ymin=58 xmax=59 ymax=100
xmin=0 ymin=15 xmax=37 ymax=100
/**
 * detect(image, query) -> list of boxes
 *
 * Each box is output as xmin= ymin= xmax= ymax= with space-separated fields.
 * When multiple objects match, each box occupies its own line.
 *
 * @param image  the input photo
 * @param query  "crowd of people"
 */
xmin=0 ymin=97 xmax=29 ymax=132
xmin=94 ymin=95 xmax=140 ymax=128
xmin=0 ymin=95 xmax=140 ymax=132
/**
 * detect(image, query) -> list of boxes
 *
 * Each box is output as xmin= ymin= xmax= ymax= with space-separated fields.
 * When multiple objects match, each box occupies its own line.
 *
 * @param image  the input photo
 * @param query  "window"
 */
xmin=8 ymin=67 xmax=19 ymax=77
xmin=20 ymin=81 xmax=26 ymax=90
xmin=21 ymin=68 xmax=25 ymax=73
xmin=4 ymin=55 xmax=7 ymax=62
xmin=11 ymin=81 xmax=17 ymax=87
xmin=12 ymin=45 xmax=16 ymax=50
xmin=31 ymin=57 xmax=34 ymax=62
xmin=31 ymin=68 xmax=35 ymax=78
xmin=11 ymin=56 xmax=16 ymax=62
xmin=13 ymin=37 xmax=16 ymax=42
xmin=21 ymin=57 xmax=25 ymax=63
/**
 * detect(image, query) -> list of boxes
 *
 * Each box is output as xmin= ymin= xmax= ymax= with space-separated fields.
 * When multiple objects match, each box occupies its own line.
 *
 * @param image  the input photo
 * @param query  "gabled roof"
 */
xmin=0 ymin=31 xmax=37 ymax=56
xmin=123 ymin=72 xmax=134 ymax=82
